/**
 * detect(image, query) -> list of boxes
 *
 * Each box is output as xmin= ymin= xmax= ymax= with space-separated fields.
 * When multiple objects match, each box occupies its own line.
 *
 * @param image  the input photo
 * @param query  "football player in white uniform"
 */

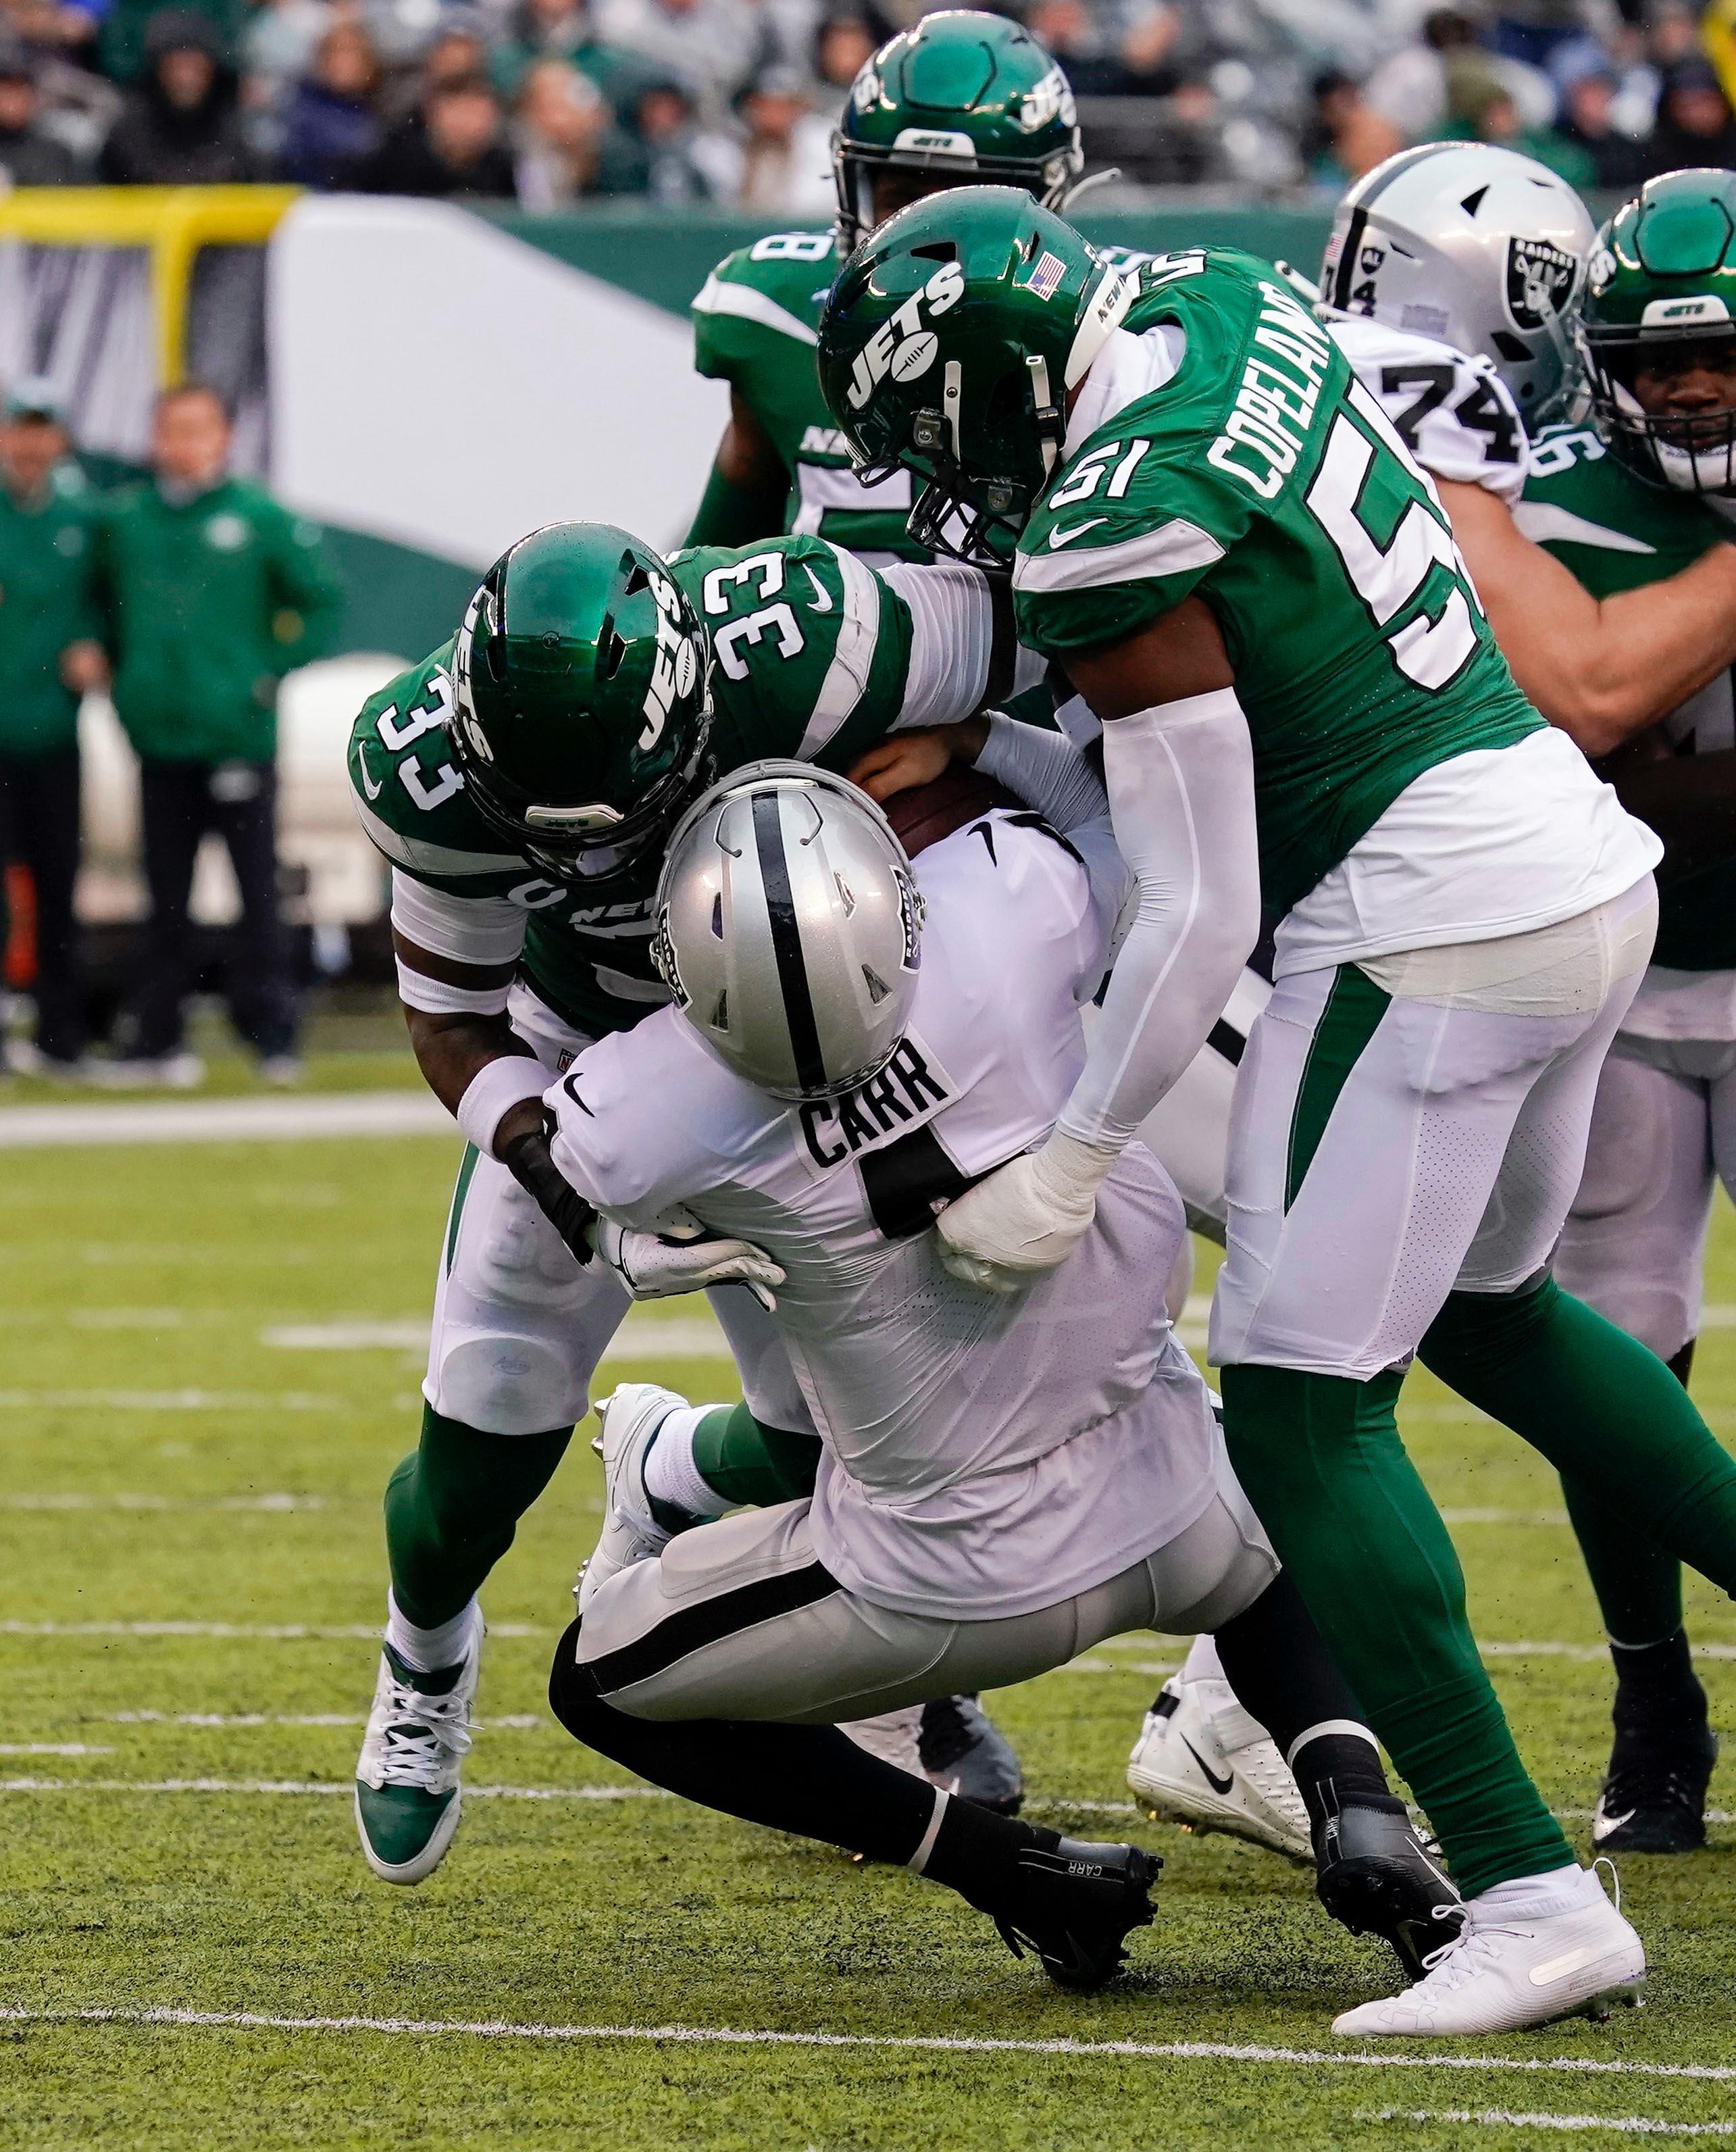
xmin=544 ymin=757 xmax=1458 ymax=1994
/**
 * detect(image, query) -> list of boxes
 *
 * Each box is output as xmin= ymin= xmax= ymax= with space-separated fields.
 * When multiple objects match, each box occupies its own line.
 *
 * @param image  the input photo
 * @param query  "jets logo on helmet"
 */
xmin=819 ymin=191 xmax=1129 ymax=566
xmin=830 ymin=12 xmax=1083 ymax=256
xmin=846 ymin=259 xmax=965 ymax=410
xmin=443 ymin=521 xmax=714 ymax=889
xmin=1506 ymin=235 xmax=1577 ymax=333
xmin=1015 ymin=65 xmax=1075 ymax=134
xmin=640 ymin=567 xmax=703 ymax=751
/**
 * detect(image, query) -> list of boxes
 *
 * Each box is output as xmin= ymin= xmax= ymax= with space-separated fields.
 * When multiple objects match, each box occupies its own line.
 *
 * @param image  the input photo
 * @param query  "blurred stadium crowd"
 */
xmin=3 ymin=0 xmax=1736 ymax=209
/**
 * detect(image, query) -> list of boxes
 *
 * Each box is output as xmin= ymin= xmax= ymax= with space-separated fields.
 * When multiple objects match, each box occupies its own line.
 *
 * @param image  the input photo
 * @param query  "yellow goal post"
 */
xmin=0 ymin=184 xmax=301 ymax=389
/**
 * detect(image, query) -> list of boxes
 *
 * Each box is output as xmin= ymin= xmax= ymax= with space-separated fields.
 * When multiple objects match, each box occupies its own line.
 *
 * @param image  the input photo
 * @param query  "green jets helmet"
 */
xmin=833 ymin=11 xmax=1083 ymax=257
xmin=817 ymin=187 xmax=1130 ymax=564
xmin=1579 ymin=168 xmax=1736 ymax=494
xmin=448 ymin=521 xmax=713 ymax=886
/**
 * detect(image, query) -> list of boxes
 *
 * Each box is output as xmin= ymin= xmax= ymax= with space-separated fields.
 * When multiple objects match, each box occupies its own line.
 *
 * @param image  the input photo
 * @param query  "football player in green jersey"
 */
xmin=687 ymin=9 xmax=1081 ymax=560
xmin=1309 ymin=155 xmax=1736 ymax=1860
xmin=1126 ymin=153 xmax=1736 ymax=1866
xmin=347 ymin=521 xmax=1029 ymax=1883
xmin=818 ymin=189 xmax=1736 ymax=2034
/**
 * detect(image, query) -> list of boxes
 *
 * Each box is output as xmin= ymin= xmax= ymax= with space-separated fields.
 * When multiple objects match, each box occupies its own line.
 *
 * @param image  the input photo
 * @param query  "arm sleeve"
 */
xmin=686 ymin=459 xmax=786 ymax=548
xmin=880 ymin=561 xmax=1014 ymax=728
xmin=390 ymin=869 xmax=526 ymax=1015
xmin=973 ymin=715 xmax=1108 ymax=835
xmin=1055 ymin=688 xmax=1261 ymax=1151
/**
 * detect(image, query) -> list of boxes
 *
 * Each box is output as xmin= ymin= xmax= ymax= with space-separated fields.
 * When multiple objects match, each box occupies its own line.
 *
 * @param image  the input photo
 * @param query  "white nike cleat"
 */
xmin=1127 ymin=1674 xmax=1311 ymax=1862
xmin=1332 ymin=1866 xmax=1645 ymax=2037
xmin=353 ymin=1608 xmax=481 ymax=1884
xmin=577 ymin=1383 xmax=685 ymax=1612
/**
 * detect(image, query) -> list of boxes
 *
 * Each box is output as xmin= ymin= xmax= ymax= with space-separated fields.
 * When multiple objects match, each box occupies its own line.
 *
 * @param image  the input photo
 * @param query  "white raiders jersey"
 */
xmin=1327 ymin=318 xmax=1528 ymax=505
xmin=547 ymin=807 xmax=1219 ymax=1621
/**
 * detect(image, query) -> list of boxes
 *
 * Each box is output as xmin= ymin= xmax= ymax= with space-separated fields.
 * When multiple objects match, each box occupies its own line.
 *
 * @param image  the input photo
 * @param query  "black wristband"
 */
xmin=497 ymin=1117 xmax=596 ymax=1263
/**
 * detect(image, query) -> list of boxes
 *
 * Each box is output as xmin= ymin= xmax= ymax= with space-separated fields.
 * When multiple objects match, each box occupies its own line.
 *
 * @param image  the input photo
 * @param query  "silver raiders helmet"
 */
xmin=1319 ymin=141 xmax=1596 ymax=425
xmin=651 ymin=761 xmax=924 ymax=1103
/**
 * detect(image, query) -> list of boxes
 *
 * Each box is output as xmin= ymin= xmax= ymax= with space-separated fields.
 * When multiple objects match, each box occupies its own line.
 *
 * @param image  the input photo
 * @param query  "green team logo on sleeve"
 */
xmin=1016 ymin=252 xmax=1540 ymax=914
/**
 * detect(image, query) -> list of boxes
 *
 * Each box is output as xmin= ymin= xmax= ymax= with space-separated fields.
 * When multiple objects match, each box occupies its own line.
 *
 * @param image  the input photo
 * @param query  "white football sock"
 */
xmin=1180 ymin=1634 xmax=1226 ymax=1686
xmin=641 ymin=1403 xmax=733 ymax=1521
xmin=1471 ymin=1861 xmax=1596 ymax=1921
xmin=386 ymin=1592 xmax=477 ymax=1674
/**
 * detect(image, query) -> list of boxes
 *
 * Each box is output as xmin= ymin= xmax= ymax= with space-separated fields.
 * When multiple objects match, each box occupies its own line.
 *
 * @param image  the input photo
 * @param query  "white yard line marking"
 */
xmin=261 ymin=1316 xmax=733 ymax=1361
xmin=0 ymin=1093 xmax=451 ymax=1149
xmin=3 ymin=2006 xmax=1735 ymax=2083
xmin=0 ymin=1621 xmax=546 ymax=1639
xmin=1359 ymin=2110 xmax=1735 ymax=2137
xmin=0 ymin=1779 xmax=666 ymax=1799
xmin=2 ymin=1493 xmax=333 ymax=1511
xmin=106 ymin=1711 xmax=546 ymax=1728
xmin=0 ymin=1744 xmax=111 ymax=1757
xmin=68 ymin=1308 xmax=188 ymax=1328
xmin=0 ymin=1391 xmax=345 ymax=1413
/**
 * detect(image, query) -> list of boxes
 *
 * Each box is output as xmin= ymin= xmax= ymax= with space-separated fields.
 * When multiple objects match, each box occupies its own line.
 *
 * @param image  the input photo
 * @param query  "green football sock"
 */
xmin=690 ymin=1401 xmax=823 ymax=1508
xmin=1553 ymin=1341 xmax=1693 ymax=1649
xmin=385 ymin=1405 xmax=572 ymax=1629
xmin=1556 ymin=1476 xmax=1685 ymax=1647
xmin=1420 ymin=1280 xmax=1736 ymax=1602
xmin=1219 ymin=1361 xmax=1572 ymax=1895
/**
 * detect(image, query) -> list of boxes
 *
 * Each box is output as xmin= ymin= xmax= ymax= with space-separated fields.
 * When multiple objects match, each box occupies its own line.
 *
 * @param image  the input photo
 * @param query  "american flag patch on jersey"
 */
xmin=1027 ymin=250 xmax=1068 ymax=300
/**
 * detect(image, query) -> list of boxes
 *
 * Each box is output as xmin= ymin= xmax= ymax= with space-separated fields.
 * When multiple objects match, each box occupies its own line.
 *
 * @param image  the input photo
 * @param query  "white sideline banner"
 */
xmin=267 ymin=197 xmax=729 ymax=570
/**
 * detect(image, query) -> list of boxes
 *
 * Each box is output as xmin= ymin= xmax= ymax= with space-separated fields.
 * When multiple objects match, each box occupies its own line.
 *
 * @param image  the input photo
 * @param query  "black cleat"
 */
xmin=918 ymin=1694 xmax=1025 ymax=1816
xmin=1593 ymin=1722 xmax=1718 ymax=1855
xmin=990 ymin=1836 xmax=1160 ymax=1991
xmin=1314 ymin=1795 xmax=1464 ymax=1982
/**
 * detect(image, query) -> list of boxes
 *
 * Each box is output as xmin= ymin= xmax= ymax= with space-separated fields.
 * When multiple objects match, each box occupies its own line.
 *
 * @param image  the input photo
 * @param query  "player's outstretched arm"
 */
xmin=1442 ymin=478 xmax=1736 ymax=755
xmin=933 ymin=600 xmax=1260 ymax=1295
xmin=686 ymin=390 xmax=791 ymax=548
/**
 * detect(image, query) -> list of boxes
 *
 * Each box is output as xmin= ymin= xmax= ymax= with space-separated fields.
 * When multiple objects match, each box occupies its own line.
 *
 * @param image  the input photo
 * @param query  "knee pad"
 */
xmin=432 ymin=1332 xmax=586 ymax=1437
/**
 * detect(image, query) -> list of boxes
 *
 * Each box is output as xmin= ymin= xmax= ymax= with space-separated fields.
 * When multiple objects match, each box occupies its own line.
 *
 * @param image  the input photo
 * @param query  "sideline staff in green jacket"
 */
xmin=95 ymin=380 xmax=340 ymax=1082
xmin=0 ymin=380 xmax=104 ymax=1074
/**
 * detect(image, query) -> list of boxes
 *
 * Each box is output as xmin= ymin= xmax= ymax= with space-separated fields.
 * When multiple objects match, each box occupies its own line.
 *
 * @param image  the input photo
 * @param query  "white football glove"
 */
xmin=590 ymin=1209 xmax=786 ymax=1311
xmin=935 ymin=1132 xmax=1118 ymax=1295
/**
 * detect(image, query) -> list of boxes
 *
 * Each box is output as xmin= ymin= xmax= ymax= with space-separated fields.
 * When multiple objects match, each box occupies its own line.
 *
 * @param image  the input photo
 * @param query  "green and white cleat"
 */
xmin=354 ymin=1612 xmax=481 ymax=1884
xmin=576 ymin=1383 xmax=686 ymax=1613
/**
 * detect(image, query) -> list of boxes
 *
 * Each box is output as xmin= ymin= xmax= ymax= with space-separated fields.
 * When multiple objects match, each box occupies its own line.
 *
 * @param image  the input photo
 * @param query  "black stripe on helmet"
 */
xmin=1333 ymin=204 xmax=1368 ymax=313
xmin=752 ymin=788 xmax=827 ymax=1097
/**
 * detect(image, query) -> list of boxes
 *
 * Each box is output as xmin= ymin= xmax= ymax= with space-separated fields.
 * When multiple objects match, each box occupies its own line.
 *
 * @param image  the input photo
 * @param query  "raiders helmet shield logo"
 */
xmin=1506 ymin=235 xmax=1577 ymax=332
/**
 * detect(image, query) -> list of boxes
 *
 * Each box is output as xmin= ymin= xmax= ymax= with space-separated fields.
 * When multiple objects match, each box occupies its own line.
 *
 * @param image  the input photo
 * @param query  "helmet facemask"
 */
xmin=1581 ymin=319 xmax=1736 ymax=495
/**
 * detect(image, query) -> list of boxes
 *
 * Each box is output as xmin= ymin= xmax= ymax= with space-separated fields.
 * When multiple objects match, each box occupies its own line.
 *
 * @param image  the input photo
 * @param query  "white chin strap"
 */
xmin=1027 ymin=353 xmax=1059 ymax=477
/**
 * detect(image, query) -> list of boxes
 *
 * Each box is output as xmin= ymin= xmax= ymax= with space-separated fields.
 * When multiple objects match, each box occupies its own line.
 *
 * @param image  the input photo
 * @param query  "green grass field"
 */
xmin=3 ymin=1064 xmax=1736 ymax=2149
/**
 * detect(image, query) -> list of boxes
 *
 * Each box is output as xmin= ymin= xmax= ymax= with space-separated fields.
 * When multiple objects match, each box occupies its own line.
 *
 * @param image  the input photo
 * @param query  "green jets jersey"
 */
xmin=348 ymin=534 xmax=917 ymax=1039
xmin=694 ymin=230 xmax=931 ymax=563
xmin=1013 ymin=250 xmax=1542 ymax=917
xmin=1521 ymin=424 xmax=1736 ymax=972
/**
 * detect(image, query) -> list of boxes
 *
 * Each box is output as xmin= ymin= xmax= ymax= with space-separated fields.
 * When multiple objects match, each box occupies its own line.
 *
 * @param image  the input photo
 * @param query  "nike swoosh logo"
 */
xmin=355 ymin=744 xmax=384 ymax=801
xmin=802 ymin=564 xmax=834 ymax=611
xmin=1181 ymin=1735 xmax=1235 ymax=1797
xmin=1529 ymin=1946 xmax=1600 ymax=1986
xmin=1047 ymin=518 xmax=1108 ymax=550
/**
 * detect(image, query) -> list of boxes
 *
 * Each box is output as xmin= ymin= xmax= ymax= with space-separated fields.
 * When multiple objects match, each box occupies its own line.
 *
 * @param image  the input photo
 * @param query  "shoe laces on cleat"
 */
xmin=374 ymin=1673 xmax=474 ymax=1791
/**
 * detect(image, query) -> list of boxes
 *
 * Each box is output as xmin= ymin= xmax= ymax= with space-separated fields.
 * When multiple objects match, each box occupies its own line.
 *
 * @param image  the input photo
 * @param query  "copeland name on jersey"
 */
xmin=549 ymin=807 xmax=1217 ymax=1621
xmin=1013 ymin=249 xmax=1655 ymax=961
xmin=1521 ymin=422 xmax=1736 ymax=1009
xmin=695 ymin=232 xmax=928 ymax=562
xmin=347 ymin=535 xmax=1002 ymax=1044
